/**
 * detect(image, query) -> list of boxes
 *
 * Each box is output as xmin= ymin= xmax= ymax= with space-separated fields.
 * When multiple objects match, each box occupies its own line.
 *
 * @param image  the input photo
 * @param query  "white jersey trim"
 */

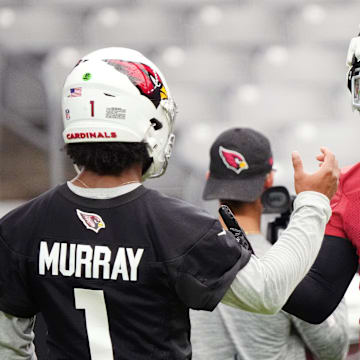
xmin=66 ymin=181 xmax=141 ymax=199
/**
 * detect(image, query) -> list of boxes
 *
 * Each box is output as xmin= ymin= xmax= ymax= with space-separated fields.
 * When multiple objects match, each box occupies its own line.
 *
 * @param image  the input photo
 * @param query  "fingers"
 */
xmin=319 ymin=147 xmax=336 ymax=169
xmin=320 ymin=146 xmax=328 ymax=154
xmin=334 ymin=159 xmax=340 ymax=178
xmin=315 ymin=147 xmax=339 ymax=172
xmin=316 ymin=146 xmax=329 ymax=165
xmin=293 ymin=147 xmax=339 ymax=199
xmin=292 ymin=151 xmax=304 ymax=176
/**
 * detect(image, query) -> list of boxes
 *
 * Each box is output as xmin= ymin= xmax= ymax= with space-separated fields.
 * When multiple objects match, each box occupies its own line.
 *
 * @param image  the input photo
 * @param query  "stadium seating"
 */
xmin=251 ymin=45 xmax=345 ymax=90
xmin=1 ymin=54 xmax=46 ymax=125
xmin=175 ymin=117 xmax=225 ymax=173
xmin=27 ymin=0 xmax=128 ymax=10
xmin=0 ymin=6 xmax=83 ymax=53
xmin=0 ymin=0 xmax=22 ymax=5
xmin=332 ymin=87 xmax=360 ymax=124
xmin=145 ymin=0 xmax=239 ymax=6
xmin=0 ymin=51 xmax=4 ymax=88
xmin=146 ymin=152 xmax=193 ymax=200
xmin=189 ymin=4 xmax=285 ymax=50
xmin=226 ymin=83 xmax=332 ymax=132
xmin=84 ymin=5 xmax=186 ymax=54
xmin=288 ymin=3 xmax=360 ymax=48
xmin=171 ymin=83 xmax=227 ymax=126
xmin=140 ymin=0 xmax=240 ymax=13
xmin=154 ymin=45 xmax=250 ymax=90
xmin=255 ymin=0 xmax=348 ymax=7
xmin=280 ymin=116 xmax=360 ymax=173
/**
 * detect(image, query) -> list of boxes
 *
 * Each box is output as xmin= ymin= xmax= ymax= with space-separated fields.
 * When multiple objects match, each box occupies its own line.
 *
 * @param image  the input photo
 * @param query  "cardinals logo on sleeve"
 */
xmin=219 ymin=146 xmax=249 ymax=174
xmin=76 ymin=209 xmax=105 ymax=233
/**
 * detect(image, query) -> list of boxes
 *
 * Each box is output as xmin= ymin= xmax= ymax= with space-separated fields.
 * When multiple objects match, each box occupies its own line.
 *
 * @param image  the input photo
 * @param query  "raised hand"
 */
xmin=292 ymin=147 xmax=339 ymax=200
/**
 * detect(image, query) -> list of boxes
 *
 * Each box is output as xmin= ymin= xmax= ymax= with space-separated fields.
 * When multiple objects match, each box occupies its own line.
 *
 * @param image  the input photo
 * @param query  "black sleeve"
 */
xmin=0 ymin=235 xmax=38 ymax=317
xmin=283 ymin=235 xmax=358 ymax=324
xmin=167 ymin=221 xmax=251 ymax=311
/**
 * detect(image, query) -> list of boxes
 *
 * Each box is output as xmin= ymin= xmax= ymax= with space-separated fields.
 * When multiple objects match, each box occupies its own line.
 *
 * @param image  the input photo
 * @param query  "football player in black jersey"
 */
xmin=0 ymin=48 xmax=339 ymax=360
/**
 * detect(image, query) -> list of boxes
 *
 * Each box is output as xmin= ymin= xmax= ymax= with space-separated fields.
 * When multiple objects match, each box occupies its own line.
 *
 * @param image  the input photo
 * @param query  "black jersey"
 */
xmin=0 ymin=184 xmax=251 ymax=360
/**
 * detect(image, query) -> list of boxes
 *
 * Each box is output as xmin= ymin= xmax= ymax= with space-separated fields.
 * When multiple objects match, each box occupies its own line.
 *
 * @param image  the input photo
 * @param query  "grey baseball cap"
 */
xmin=203 ymin=128 xmax=273 ymax=202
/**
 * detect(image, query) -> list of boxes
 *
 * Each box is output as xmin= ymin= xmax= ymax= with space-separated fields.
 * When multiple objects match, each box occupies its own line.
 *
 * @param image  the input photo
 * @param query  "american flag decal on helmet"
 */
xmin=219 ymin=146 xmax=249 ymax=174
xmin=76 ymin=209 xmax=105 ymax=233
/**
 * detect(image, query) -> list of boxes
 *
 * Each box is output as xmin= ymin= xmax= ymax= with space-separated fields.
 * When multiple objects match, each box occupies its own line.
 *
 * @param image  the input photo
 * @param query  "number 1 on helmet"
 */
xmin=90 ymin=101 xmax=95 ymax=117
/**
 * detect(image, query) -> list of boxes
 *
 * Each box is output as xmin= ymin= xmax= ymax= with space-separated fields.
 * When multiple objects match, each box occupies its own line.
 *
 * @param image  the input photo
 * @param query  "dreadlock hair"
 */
xmin=65 ymin=142 xmax=152 ymax=176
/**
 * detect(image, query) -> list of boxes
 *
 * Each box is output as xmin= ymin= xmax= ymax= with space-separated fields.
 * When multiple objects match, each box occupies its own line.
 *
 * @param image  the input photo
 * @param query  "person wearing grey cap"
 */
xmin=191 ymin=128 xmax=349 ymax=360
xmin=203 ymin=128 xmax=274 ymax=202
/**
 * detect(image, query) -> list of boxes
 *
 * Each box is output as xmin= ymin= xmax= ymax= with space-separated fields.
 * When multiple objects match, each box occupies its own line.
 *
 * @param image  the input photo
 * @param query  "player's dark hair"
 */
xmin=65 ymin=142 xmax=152 ymax=176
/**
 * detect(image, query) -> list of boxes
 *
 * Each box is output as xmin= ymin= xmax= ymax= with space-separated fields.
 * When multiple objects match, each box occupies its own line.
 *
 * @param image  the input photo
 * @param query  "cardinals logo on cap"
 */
xmin=76 ymin=209 xmax=105 ymax=233
xmin=219 ymin=146 xmax=249 ymax=174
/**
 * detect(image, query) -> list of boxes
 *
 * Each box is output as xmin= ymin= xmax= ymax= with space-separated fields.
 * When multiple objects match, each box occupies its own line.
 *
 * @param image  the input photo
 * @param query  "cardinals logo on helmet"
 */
xmin=104 ymin=60 xmax=168 ymax=108
xmin=76 ymin=209 xmax=105 ymax=233
xmin=219 ymin=146 xmax=249 ymax=174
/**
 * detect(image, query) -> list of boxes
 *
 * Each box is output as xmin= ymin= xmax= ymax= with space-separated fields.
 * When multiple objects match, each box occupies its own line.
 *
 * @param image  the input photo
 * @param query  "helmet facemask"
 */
xmin=143 ymin=97 xmax=177 ymax=179
xmin=347 ymin=57 xmax=360 ymax=112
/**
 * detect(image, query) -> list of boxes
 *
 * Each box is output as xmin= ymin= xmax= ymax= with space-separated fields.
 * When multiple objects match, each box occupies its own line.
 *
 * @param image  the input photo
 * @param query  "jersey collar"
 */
xmin=67 ymin=181 xmax=141 ymax=199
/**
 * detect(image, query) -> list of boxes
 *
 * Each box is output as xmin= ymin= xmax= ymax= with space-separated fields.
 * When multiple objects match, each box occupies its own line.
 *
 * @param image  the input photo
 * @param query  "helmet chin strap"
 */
xmin=73 ymin=164 xmax=84 ymax=175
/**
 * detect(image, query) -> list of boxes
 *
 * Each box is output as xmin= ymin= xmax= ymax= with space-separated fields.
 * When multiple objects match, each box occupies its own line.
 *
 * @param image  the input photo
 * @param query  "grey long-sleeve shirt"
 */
xmin=191 ymin=233 xmax=349 ymax=360
xmin=0 ymin=313 xmax=37 ymax=360
xmin=222 ymin=191 xmax=331 ymax=314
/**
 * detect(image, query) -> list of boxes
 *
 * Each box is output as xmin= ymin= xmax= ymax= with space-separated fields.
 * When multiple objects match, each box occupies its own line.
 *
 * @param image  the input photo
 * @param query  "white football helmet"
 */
xmin=62 ymin=47 xmax=177 ymax=178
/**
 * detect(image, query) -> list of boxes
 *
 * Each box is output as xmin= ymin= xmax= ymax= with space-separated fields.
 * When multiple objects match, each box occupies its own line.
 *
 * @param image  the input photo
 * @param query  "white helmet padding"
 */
xmin=62 ymin=47 xmax=177 ymax=179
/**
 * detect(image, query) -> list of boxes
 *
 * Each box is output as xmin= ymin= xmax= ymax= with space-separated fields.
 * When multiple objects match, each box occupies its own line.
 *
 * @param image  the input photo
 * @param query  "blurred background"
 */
xmin=0 ymin=0 xmax=359 ymax=214
xmin=0 ymin=0 xmax=360 ymax=357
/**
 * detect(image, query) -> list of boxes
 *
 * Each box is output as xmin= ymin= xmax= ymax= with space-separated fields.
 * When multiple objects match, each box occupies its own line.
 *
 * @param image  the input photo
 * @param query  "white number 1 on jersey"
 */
xmin=74 ymin=288 xmax=114 ymax=360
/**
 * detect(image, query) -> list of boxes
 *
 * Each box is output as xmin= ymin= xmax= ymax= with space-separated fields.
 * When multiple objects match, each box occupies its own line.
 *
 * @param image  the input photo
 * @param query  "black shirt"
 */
xmin=0 ymin=184 xmax=251 ymax=360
